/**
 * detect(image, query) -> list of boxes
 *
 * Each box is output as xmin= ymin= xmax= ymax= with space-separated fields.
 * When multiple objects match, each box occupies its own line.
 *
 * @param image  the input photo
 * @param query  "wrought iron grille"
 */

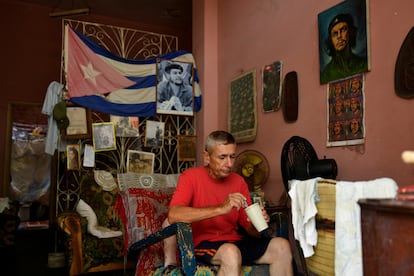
xmin=56 ymin=19 xmax=196 ymax=215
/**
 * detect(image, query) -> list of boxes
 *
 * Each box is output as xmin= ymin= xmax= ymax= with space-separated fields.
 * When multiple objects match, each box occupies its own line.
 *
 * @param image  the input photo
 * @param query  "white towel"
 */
xmin=335 ymin=178 xmax=398 ymax=276
xmin=288 ymin=178 xmax=319 ymax=258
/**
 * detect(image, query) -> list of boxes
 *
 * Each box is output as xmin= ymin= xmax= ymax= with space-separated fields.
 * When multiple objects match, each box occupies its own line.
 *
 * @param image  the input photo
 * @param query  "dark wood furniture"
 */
xmin=358 ymin=198 xmax=414 ymax=275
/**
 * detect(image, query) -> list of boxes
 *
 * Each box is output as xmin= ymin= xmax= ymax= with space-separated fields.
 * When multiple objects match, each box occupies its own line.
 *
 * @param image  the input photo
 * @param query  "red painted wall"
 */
xmin=0 ymin=0 xmax=191 ymax=196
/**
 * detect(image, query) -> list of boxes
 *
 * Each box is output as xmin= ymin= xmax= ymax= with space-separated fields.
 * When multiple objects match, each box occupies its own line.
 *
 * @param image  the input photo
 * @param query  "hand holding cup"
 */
xmin=245 ymin=202 xmax=269 ymax=232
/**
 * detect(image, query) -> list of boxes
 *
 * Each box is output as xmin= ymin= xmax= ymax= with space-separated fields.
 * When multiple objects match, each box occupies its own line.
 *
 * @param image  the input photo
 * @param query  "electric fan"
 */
xmin=281 ymin=136 xmax=338 ymax=191
xmin=234 ymin=150 xmax=270 ymax=193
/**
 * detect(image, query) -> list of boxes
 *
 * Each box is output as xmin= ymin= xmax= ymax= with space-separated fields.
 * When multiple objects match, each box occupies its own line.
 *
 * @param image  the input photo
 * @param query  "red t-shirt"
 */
xmin=169 ymin=166 xmax=252 ymax=247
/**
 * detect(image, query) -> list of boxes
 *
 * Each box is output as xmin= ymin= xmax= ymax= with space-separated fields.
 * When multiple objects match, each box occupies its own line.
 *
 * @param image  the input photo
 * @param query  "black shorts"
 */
xmin=194 ymin=237 xmax=272 ymax=266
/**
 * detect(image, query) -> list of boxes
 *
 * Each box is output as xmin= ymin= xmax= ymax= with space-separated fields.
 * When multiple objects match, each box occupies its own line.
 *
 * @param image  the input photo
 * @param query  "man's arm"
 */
xmin=168 ymin=205 xmax=224 ymax=224
xmin=168 ymin=192 xmax=247 ymax=224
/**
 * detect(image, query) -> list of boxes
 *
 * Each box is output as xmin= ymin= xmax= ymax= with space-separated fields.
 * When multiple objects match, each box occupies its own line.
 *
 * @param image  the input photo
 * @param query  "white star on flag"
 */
xmin=81 ymin=62 xmax=102 ymax=86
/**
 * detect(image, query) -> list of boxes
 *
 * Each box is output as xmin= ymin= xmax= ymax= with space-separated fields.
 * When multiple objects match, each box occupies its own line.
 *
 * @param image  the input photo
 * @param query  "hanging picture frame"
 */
xmin=92 ymin=122 xmax=117 ymax=152
xmin=126 ymin=150 xmax=155 ymax=174
xmin=144 ymin=120 xmax=165 ymax=148
xmin=177 ymin=135 xmax=197 ymax=161
xmin=228 ymin=69 xmax=257 ymax=143
xmin=156 ymin=58 xmax=194 ymax=116
xmin=64 ymin=104 xmax=91 ymax=139
xmin=318 ymin=0 xmax=370 ymax=84
xmin=327 ymin=74 xmax=365 ymax=146
xmin=110 ymin=115 xmax=139 ymax=137
xmin=262 ymin=61 xmax=283 ymax=112
xmin=66 ymin=144 xmax=81 ymax=171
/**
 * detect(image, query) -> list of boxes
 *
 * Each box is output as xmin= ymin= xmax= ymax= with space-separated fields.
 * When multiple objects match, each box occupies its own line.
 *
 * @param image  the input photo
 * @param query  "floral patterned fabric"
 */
xmin=150 ymin=265 xmax=259 ymax=276
xmin=75 ymin=173 xmax=126 ymax=271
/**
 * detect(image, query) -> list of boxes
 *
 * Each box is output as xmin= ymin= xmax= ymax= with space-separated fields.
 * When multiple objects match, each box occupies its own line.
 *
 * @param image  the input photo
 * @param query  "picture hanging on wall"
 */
xmin=318 ymin=0 xmax=370 ymax=84
xmin=228 ymin=69 xmax=257 ymax=143
xmin=66 ymin=144 xmax=81 ymax=171
xmin=144 ymin=120 xmax=165 ymax=148
xmin=110 ymin=115 xmax=139 ymax=137
xmin=327 ymin=73 xmax=365 ymax=147
xmin=92 ymin=122 xmax=117 ymax=152
xmin=126 ymin=150 xmax=155 ymax=174
xmin=177 ymin=135 xmax=196 ymax=161
xmin=262 ymin=61 xmax=283 ymax=112
xmin=156 ymin=58 xmax=194 ymax=116
xmin=64 ymin=104 xmax=91 ymax=139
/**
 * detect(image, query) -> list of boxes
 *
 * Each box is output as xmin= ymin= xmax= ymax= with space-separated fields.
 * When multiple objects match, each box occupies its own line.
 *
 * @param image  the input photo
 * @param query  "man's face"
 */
xmin=330 ymin=22 xmax=350 ymax=52
xmin=204 ymin=143 xmax=237 ymax=180
xmin=351 ymin=79 xmax=360 ymax=92
xmin=168 ymin=68 xmax=183 ymax=85
xmin=350 ymin=119 xmax=360 ymax=133
xmin=334 ymin=122 xmax=342 ymax=134
xmin=350 ymin=99 xmax=359 ymax=112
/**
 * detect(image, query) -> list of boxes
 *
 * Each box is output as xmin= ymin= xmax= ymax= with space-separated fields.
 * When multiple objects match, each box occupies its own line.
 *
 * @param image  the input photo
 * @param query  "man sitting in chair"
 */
xmin=165 ymin=130 xmax=293 ymax=275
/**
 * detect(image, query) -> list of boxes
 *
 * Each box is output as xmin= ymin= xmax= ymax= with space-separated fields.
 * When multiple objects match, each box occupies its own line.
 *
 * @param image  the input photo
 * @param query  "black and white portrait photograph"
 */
xmin=127 ymin=150 xmax=154 ymax=174
xmin=66 ymin=144 xmax=80 ymax=171
xmin=318 ymin=0 xmax=370 ymax=84
xmin=144 ymin=120 xmax=165 ymax=148
xmin=92 ymin=122 xmax=116 ymax=152
xmin=156 ymin=58 xmax=194 ymax=116
xmin=110 ymin=115 xmax=139 ymax=137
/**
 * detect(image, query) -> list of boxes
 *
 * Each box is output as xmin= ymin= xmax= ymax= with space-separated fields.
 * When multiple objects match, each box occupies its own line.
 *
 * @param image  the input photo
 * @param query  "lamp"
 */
xmin=49 ymin=7 xmax=90 ymax=18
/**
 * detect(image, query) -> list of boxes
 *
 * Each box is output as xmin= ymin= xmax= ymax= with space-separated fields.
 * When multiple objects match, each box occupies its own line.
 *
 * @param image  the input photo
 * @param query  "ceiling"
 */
xmin=19 ymin=0 xmax=192 ymax=28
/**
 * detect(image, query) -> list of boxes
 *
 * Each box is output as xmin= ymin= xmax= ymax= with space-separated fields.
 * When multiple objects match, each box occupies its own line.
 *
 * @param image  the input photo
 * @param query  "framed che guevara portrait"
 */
xmin=156 ymin=58 xmax=194 ymax=116
xmin=318 ymin=0 xmax=370 ymax=84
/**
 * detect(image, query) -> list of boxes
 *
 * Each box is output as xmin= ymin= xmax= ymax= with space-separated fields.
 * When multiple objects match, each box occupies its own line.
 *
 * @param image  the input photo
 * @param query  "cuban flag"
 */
xmin=64 ymin=25 xmax=202 ymax=117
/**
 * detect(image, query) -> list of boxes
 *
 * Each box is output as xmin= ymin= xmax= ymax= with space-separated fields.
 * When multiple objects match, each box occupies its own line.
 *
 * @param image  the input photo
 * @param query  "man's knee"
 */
xmin=212 ymin=243 xmax=242 ymax=266
xmin=270 ymin=237 xmax=292 ymax=259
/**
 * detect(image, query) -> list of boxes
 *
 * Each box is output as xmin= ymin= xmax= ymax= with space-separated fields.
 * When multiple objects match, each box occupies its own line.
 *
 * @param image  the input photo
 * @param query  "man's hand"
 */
xmin=220 ymin=193 xmax=247 ymax=213
xmin=261 ymin=206 xmax=270 ymax=223
xmin=159 ymin=100 xmax=174 ymax=110
xmin=171 ymin=96 xmax=183 ymax=111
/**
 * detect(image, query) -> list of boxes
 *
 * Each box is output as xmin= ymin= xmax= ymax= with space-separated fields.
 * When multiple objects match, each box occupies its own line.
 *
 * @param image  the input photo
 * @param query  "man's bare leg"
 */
xmin=210 ymin=243 xmax=242 ymax=276
xmin=255 ymin=237 xmax=293 ymax=276
xmin=162 ymin=218 xmax=177 ymax=267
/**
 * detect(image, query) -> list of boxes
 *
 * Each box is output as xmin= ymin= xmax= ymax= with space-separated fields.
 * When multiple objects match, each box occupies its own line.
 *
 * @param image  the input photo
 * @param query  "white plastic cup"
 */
xmin=245 ymin=202 xmax=269 ymax=232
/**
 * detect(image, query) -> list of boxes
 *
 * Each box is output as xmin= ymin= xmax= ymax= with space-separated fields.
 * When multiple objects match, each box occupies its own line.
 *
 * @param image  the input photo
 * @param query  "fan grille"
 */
xmin=234 ymin=150 xmax=270 ymax=193
xmin=281 ymin=136 xmax=318 ymax=191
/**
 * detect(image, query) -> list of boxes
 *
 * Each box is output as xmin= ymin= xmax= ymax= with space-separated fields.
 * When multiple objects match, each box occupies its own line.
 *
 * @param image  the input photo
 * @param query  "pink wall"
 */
xmin=194 ymin=0 xmax=414 ymax=205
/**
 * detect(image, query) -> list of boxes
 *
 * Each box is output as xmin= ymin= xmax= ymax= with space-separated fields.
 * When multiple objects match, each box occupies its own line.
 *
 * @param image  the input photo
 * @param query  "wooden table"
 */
xmin=358 ymin=198 xmax=414 ymax=275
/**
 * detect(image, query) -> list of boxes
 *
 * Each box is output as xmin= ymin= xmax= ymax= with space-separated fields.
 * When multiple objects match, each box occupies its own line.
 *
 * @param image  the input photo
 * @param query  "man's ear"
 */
xmin=203 ymin=150 xmax=210 ymax=166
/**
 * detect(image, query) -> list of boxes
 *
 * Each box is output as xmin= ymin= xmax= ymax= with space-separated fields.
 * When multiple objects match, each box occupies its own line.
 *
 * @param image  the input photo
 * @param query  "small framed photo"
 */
xmin=92 ymin=122 xmax=116 ymax=152
xmin=66 ymin=144 xmax=81 ymax=171
xmin=250 ymin=191 xmax=265 ymax=207
xmin=177 ymin=135 xmax=196 ymax=161
xmin=64 ymin=104 xmax=91 ymax=139
xmin=110 ymin=115 xmax=139 ymax=137
xmin=156 ymin=58 xmax=194 ymax=116
xmin=145 ymin=120 xmax=165 ymax=148
xmin=127 ymin=150 xmax=155 ymax=174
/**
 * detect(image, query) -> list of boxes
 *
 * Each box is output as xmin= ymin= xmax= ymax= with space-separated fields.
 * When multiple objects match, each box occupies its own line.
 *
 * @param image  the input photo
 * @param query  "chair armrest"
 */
xmin=128 ymin=222 xmax=196 ymax=276
xmin=57 ymin=211 xmax=81 ymax=236
xmin=57 ymin=211 xmax=83 ymax=275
